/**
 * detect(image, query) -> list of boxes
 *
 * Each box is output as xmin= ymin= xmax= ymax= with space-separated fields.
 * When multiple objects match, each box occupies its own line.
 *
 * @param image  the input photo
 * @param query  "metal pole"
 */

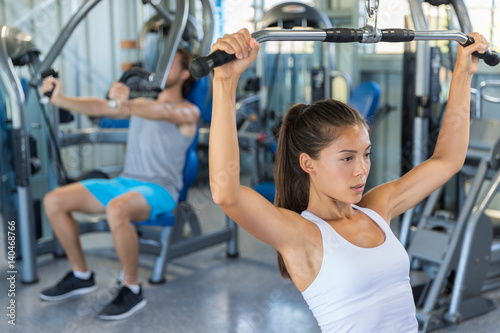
xmin=422 ymin=158 xmax=488 ymax=314
xmin=200 ymin=0 xmax=214 ymax=56
xmin=447 ymin=167 xmax=500 ymax=321
xmin=0 ymin=26 xmax=38 ymax=283
xmin=147 ymin=0 xmax=188 ymax=89
xmin=450 ymin=0 xmax=474 ymax=34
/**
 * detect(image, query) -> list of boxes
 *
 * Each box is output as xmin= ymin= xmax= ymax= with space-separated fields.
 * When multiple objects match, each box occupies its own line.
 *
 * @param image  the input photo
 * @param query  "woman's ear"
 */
xmin=299 ymin=152 xmax=316 ymax=175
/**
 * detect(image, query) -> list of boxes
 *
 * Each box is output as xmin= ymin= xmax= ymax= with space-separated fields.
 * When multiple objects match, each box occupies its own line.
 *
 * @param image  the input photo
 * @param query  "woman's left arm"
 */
xmin=363 ymin=33 xmax=489 ymax=221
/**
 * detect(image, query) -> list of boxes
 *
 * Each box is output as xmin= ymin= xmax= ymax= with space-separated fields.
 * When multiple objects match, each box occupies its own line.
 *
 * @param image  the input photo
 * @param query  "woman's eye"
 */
xmin=364 ymin=152 xmax=372 ymax=158
xmin=342 ymin=156 xmax=353 ymax=162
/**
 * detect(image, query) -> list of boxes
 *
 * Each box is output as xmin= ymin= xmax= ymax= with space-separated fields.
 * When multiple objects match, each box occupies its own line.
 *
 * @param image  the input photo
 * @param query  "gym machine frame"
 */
xmin=50 ymin=0 xmax=236 ymax=285
xmin=0 ymin=0 xmax=222 ymax=284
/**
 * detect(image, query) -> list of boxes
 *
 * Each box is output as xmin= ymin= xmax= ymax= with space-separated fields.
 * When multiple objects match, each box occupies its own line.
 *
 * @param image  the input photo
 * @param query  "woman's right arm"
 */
xmin=210 ymin=29 xmax=305 ymax=250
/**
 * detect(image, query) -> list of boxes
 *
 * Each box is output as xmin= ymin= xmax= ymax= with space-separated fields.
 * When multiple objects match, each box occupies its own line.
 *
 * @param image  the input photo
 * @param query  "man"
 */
xmin=39 ymin=48 xmax=200 ymax=320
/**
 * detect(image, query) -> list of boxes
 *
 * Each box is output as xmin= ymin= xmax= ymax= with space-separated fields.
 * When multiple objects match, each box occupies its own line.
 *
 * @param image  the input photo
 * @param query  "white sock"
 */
xmin=73 ymin=270 xmax=91 ymax=280
xmin=123 ymin=284 xmax=140 ymax=294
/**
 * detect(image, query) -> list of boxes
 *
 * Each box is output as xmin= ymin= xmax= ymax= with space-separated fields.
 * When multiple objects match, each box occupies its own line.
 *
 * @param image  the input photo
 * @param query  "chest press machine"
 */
xmin=190 ymin=0 xmax=500 ymax=331
xmin=1 ymin=0 xmax=238 ymax=286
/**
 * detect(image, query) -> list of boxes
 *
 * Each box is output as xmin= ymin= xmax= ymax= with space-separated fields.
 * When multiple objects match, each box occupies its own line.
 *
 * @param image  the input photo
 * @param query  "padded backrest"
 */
xmin=178 ymin=131 xmax=199 ymax=202
xmin=185 ymin=76 xmax=212 ymax=124
xmin=348 ymin=81 xmax=380 ymax=123
xmin=177 ymin=76 xmax=212 ymax=202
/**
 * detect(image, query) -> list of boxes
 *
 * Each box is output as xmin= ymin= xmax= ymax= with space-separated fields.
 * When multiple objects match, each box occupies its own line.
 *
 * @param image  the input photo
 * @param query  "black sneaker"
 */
xmin=40 ymin=272 xmax=97 ymax=301
xmin=98 ymin=286 xmax=147 ymax=320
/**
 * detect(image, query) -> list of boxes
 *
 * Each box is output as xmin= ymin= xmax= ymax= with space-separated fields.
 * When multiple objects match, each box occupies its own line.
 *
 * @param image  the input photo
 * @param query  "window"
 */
xmin=362 ymin=0 xmax=499 ymax=54
xmin=214 ymin=0 xmax=313 ymax=39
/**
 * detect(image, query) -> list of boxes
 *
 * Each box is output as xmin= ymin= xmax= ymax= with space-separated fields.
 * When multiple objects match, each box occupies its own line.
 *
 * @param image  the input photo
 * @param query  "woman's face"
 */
xmin=310 ymin=123 xmax=371 ymax=203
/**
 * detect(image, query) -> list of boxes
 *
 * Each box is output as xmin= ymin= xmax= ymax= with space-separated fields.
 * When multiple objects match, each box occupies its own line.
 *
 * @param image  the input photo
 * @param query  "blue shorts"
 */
xmin=80 ymin=177 xmax=176 ymax=220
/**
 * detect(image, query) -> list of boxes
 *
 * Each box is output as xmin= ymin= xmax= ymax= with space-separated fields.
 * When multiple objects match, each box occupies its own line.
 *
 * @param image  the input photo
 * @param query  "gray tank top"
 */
xmin=121 ymin=115 xmax=194 ymax=202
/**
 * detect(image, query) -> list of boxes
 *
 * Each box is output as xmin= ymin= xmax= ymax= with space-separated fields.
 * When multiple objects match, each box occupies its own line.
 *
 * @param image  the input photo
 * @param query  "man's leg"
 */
xmin=98 ymin=192 xmax=149 ymax=320
xmin=41 ymin=182 xmax=106 ymax=301
xmin=105 ymin=192 xmax=150 ymax=286
xmin=43 ymin=182 xmax=105 ymax=272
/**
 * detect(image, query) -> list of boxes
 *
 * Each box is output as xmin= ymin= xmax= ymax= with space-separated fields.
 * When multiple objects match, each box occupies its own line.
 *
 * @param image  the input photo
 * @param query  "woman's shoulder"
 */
xmin=278 ymin=207 xmax=323 ymax=240
xmin=357 ymin=184 xmax=393 ymax=222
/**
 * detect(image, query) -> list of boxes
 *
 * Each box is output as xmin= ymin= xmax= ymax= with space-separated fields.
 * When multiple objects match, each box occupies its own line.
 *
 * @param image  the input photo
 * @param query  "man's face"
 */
xmin=165 ymin=52 xmax=187 ymax=88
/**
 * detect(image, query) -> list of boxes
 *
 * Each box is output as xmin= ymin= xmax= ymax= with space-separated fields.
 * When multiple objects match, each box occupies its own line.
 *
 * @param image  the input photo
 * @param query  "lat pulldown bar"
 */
xmin=189 ymin=28 xmax=500 ymax=79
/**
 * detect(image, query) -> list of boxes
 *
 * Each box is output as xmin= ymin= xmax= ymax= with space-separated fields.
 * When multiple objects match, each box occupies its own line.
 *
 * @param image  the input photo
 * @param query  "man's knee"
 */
xmin=43 ymin=189 xmax=68 ymax=216
xmin=106 ymin=199 xmax=129 ymax=227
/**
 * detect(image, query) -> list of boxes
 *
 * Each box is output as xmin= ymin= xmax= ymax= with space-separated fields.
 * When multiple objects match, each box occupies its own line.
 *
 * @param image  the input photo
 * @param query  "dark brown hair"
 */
xmin=176 ymin=47 xmax=195 ymax=96
xmin=274 ymin=99 xmax=368 ymax=279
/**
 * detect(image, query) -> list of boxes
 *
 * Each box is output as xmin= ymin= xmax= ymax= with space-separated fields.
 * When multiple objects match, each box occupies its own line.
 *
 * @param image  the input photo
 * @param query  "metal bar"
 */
xmin=59 ymin=128 xmax=128 ymax=147
xmin=399 ymin=208 xmax=414 ymax=248
xmin=200 ymin=0 xmax=214 ymax=56
xmin=0 ymin=26 xmax=38 ymax=283
xmin=149 ymin=226 xmax=172 ymax=283
xmin=30 ymin=0 xmax=103 ymax=87
xmin=480 ymin=80 xmax=500 ymax=104
xmin=147 ymin=0 xmax=188 ymax=89
xmin=450 ymin=0 xmax=474 ymax=34
xmin=447 ymin=167 xmax=500 ymax=319
xmin=413 ymin=30 xmax=468 ymax=43
xmin=251 ymin=29 xmax=470 ymax=44
xmin=422 ymin=158 xmax=488 ymax=314
xmin=226 ymin=217 xmax=239 ymax=256
xmin=409 ymin=0 xmax=429 ymax=31
xmin=167 ymin=228 xmax=234 ymax=260
xmin=252 ymin=29 xmax=327 ymax=43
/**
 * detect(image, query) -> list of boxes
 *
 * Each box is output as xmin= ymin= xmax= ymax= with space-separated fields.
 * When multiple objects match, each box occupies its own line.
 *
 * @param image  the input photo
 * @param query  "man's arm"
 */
xmin=122 ymin=99 xmax=200 ymax=124
xmin=41 ymin=78 xmax=129 ymax=118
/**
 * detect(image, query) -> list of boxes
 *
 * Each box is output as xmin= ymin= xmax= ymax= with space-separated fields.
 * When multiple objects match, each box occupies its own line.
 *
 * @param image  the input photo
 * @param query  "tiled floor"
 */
xmin=0 ymin=184 xmax=499 ymax=333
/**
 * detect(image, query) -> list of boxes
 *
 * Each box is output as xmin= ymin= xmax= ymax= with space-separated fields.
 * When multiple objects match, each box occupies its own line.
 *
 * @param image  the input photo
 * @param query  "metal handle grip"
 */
xmin=39 ymin=68 xmax=59 ymax=104
xmin=380 ymin=29 xmax=416 ymax=42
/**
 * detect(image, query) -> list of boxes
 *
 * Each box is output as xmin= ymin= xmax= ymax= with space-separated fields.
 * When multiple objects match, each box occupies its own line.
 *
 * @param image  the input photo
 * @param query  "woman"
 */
xmin=208 ymin=28 xmax=488 ymax=332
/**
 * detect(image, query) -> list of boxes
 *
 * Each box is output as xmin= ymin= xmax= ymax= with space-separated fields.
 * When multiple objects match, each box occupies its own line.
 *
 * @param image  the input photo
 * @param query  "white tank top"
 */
xmin=301 ymin=205 xmax=418 ymax=333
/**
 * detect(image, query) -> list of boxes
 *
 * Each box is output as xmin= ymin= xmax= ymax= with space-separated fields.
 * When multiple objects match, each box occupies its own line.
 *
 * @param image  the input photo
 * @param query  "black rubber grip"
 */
xmin=380 ymin=29 xmax=415 ymax=42
xmin=323 ymin=28 xmax=363 ymax=43
xmin=40 ymin=68 xmax=59 ymax=98
xmin=462 ymin=36 xmax=500 ymax=66
xmin=189 ymin=50 xmax=238 ymax=79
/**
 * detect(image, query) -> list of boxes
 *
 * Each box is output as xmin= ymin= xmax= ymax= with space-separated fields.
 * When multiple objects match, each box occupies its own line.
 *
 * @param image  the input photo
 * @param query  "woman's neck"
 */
xmin=306 ymin=191 xmax=354 ymax=221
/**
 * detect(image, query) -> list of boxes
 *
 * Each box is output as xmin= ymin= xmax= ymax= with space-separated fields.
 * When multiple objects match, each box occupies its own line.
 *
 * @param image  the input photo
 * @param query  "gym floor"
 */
xmin=1 ymin=184 xmax=499 ymax=333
